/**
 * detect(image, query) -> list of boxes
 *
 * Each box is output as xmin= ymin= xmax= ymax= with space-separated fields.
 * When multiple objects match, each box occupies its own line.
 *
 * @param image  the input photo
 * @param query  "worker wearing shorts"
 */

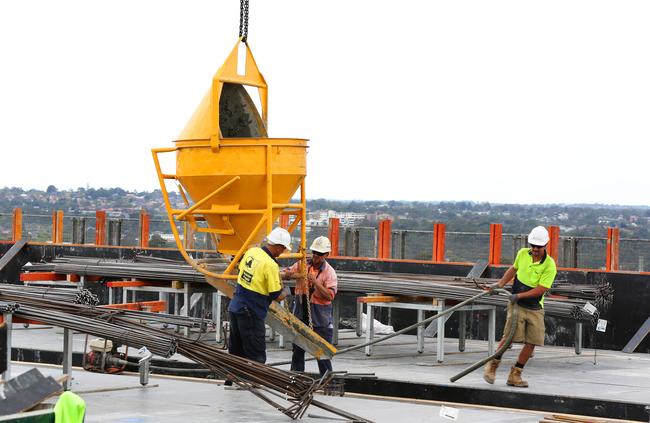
xmin=484 ymin=226 xmax=557 ymax=388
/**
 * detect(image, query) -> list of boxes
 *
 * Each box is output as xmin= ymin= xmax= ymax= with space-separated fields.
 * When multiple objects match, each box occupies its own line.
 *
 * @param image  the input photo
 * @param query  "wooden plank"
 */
xmin=622 ymin=315 xmax=650 ymax=353
xmin=396 ymin=296 xmax=431 ymax=303
xmin=0 ymin=368 xmax=62 ymax=415
xmin=357 ymin=296 xmax=399 ymax=303
xmin=0 ymin=239 xmax=27 ymax=272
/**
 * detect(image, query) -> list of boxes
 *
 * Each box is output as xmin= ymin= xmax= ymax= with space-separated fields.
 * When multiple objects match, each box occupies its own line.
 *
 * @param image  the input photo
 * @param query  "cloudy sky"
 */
xmin=1 ymin=1 xmax=648 ymax=205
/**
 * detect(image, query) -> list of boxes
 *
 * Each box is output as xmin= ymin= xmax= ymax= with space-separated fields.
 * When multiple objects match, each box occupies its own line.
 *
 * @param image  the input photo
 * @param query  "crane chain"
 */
xmin=239 ymin=0 xmax=250 ymax=43
xmin=306 ymin=283 xmax=314 ymax=330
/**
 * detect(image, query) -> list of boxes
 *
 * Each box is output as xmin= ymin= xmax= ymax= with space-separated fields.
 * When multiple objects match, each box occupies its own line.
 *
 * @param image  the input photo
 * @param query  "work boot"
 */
xmin=483 ymin=358 xmax=500 ymax=384
xmin=506 ymin=366 xmax=529 ymax=388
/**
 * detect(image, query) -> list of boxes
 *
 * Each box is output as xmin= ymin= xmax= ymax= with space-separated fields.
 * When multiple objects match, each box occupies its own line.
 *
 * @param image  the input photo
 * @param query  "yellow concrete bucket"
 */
xmin=152 ymin=40 xmax=335 ymax=359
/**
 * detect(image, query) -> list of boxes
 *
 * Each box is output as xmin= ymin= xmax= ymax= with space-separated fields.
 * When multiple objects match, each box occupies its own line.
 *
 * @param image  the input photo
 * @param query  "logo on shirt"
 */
xmin=241 ymin=255 xmax=256 ymax=284
xmin=245 ymin=256 xmax=254 ymax=269
xmin=241 ymin=270 xmax=253 ymax=284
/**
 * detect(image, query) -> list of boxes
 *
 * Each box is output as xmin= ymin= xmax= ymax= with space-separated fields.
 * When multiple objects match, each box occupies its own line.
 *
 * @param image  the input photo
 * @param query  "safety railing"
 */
xmin=2 ymin=210 xmax=649 ymax=272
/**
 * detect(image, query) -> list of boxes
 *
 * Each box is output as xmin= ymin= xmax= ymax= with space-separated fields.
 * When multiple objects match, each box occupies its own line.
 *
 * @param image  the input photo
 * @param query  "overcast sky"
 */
xmin=1 ymin=1 xmax=648 ymax=205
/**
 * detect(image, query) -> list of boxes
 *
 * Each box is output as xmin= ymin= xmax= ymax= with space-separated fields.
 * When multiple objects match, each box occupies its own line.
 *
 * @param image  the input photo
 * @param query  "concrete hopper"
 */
xmin=152 ymin=40 xmax=335 ymax=360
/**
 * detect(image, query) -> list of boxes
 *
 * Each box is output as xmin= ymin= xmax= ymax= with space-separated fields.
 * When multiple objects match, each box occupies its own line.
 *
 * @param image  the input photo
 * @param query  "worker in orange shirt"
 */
xmin=282 ymin=236 xmax=338 ymax=375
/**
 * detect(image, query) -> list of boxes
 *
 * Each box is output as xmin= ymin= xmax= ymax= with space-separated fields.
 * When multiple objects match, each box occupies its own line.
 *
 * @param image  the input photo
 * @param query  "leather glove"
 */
xmin=488 ymin=282 xmax=501 ymax=292
xmin=509 ymin=293 xmax=519 ymax=304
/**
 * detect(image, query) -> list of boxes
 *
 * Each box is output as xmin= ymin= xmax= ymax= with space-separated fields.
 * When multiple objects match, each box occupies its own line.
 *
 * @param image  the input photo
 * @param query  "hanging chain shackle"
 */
xmin=239 ymin=0 xmax=250 ymax=43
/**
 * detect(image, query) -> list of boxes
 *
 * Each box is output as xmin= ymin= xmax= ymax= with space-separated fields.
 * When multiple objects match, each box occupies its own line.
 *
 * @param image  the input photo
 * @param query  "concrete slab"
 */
xmin=8 ymin=325 xmax=650 ymax=419
xmin=10 ymin=363 xmax=550 ymax=423
xmin=268 ymin=330 xmax=650 ymax=404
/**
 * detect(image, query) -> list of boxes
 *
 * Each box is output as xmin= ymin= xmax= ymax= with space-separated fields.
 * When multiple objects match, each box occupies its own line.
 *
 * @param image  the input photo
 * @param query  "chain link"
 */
xmin=239 ymin=0 xmax=250 ymax=42
xmin=306 ymin=282 xmax=314 ymax=330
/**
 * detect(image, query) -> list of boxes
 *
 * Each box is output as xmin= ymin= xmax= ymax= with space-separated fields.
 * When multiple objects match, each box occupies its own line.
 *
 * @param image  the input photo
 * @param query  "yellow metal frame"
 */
xmin=211 ymin=39 xmax=268 ymax=151
xmin=151 ymin=39 xmax=308 ymax=281
xmin=151 ymin=142 xmax=307 ymax=281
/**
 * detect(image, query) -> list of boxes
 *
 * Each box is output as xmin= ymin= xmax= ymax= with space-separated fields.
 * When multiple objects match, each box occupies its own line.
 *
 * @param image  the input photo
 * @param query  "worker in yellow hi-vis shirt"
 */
xmin=227 ymin=228 xmax=290 ymax=370
xmin=484 ymin=226 xmax=557 ymax=388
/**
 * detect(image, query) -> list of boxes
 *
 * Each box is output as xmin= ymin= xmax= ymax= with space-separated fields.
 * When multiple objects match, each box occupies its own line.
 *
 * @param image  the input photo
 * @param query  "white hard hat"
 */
xmin=528 ymin=226 xmax=549 ymax=246
xmin=266 ymin=227 xmax=292 ymax=251
xmin=310 ymin=236 xmax=331 ymax=253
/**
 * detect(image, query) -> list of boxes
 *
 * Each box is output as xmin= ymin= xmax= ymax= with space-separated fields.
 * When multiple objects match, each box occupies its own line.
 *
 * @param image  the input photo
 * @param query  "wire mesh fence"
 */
xmin=357 ymin=227 xmax=377 ymax=257
xmin=618 ymin=239 xmax=650 ymax=272
xmin=575 ymin=237 xmax=607 ymax=270
xmin=392 ymin=230 xmax=433 ymax=260
xmin=0 ymin=213 xmax=13 ymax=240
xmin=6 ymin=212 xmax=650 ymax=272
xmin=21 ymin=214 xmax=54 ymax=243
xmin=501 ymin=233 xmax=525 ymax=264
xmin=445 ymin=231 xmax=491 ymax=263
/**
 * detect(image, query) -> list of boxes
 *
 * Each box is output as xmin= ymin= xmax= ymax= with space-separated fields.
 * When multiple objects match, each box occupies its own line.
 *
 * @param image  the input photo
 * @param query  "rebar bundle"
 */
xmin=23 ymin=256 xmax=227 ymax=283
xmin=22 ymin=257 xmax=610 ymax=321
xmin=0 ymin=301 xmax=19 ymax=313
xmin=0 ymin=285 xmax=99 ymax=306
xmin=0 ymin=294 xmax=369 ymax=421
xmin=0 ymin=298 xmax=178 ymax=357
xmin=331 ymin=273 xmax=600 ymax=322
xmin=0 ymin=287 xmax=211 ymax=331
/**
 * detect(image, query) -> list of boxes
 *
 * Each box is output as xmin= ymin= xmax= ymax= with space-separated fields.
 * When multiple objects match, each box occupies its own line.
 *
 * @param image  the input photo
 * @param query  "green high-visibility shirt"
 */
xmin=55 ymin=391 xmax=86 ymax=423
xmin=513 ymin=247 xmax=557 ymax=308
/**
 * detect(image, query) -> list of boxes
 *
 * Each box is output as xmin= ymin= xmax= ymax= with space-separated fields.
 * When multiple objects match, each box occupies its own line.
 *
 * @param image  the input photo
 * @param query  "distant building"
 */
xmin=306 ymin=210 xmax=367 ymax=227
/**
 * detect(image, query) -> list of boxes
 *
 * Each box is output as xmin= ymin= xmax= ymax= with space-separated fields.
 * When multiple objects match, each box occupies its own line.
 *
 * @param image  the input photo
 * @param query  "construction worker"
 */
xmin=283 ymin=236 xmax=338 ymax=376
xmin=484 ymin=226 xmax=557 ymax=388
xmin=227 ymin=227 xmax=290 ymax=366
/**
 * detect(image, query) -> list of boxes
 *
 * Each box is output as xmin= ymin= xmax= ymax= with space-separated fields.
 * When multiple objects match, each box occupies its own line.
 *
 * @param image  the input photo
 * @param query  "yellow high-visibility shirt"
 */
xmin=237 ymin=247 xmax=282 ymax=295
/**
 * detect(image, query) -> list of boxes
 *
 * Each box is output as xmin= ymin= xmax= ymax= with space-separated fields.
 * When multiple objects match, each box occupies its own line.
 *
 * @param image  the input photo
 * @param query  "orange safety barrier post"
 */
xmin=12 ymin=208 xmax=22 ymax=241
xmin=103 ymin=300 xmax=167 ymax=312
xmin=377 ymin=219 xmax=392 ymax=259
xmin=328 ymin=217 xmax=340 ymax=257
xmin=432 ymin=223 xmax=446 ymax=262
xmin=606 ymin=227 xmax=620 ymax=271
xmin=51 ymin=211 xmax=57 ymax=243
xmin=488 ymin=223 xmax=502 ymax=265
xmin=55 ymin=211 xmax=64 ymax=243
xmin=547 ymin=225 xmax=560 ymax=262
xmin=139 ymin=209 xmax=150 ymax=248
xmin=95 ymin=210 xmax=106 ymax=245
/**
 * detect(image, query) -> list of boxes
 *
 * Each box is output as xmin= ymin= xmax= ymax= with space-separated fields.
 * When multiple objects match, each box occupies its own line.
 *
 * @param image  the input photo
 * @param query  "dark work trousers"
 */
xmin=291 ymin=299 xmax=333 ymax=375
xmin=228 ymin=309 xmax=267 ymax=364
